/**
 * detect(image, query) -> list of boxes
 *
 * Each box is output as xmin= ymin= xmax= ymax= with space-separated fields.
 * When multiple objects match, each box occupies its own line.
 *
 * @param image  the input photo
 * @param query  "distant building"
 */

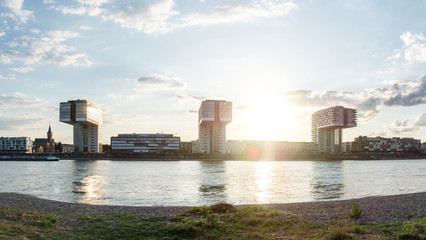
xmin=0 ymin=137 xmax=33 ymax=153
xmin=198 ymin=100 xmax=232 ymax=153
xmin=191 ymin=140 xmax=200 ymax=153
xmin=111 ymin=134 xmax=180 ymax=153
xmin=180 ymin=141 xmax=192 ymax=153
xmin=226 ymin=140 xmax=318 ymax=157
xmin=311 ymin=106 xmax=357 ymax=153
xmin=352 ymin=136 xmax=421 ymax=153
xmin=62 ymin=144 xmax=74 ymax=153
xmin=60 ymin=99 xmax=102 ymax=153
xmin=33 ymin=125 xmax=56 ymax=153
xmin=342 ymin=142 xmax=352 ymax=153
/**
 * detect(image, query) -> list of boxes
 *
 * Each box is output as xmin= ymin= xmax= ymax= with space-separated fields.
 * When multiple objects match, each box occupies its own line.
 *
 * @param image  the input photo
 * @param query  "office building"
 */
xmin=60 ymin=99 xmax=102 ymax=152
xmin=111 ymin=134 xmax=180 ymax=153
xmin=352 ymin=136 xmax=421 ymax=153
xmin=198 ymin=100 xmax=232 ymax=153
xmin=0 ymin=137 xmax=33 ymax=153
xmin=311 ymin=106 xmax=357 ymax=153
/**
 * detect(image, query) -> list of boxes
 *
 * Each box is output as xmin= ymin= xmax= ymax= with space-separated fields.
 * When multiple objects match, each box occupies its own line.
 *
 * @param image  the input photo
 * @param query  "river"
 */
xmin=0 ymin=159 xmax=424 ymax=206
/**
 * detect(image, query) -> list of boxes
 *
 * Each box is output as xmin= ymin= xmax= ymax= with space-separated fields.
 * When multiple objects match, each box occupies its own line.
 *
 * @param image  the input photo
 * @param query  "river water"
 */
xmin=0 ymin=160 xmax=425 ymax=206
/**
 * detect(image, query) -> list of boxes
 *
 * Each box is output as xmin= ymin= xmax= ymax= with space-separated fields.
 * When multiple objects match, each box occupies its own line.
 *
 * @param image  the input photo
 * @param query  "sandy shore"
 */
xmin=0 ymin=192 xmax=425 ymax=223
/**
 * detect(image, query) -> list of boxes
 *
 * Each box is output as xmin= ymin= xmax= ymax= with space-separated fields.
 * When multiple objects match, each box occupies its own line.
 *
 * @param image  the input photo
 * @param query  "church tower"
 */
xmin=47 ymin=124 xmax=53 ymax=143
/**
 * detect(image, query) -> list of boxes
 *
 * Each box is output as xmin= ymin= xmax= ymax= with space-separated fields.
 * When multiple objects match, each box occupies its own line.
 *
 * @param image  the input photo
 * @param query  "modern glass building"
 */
xmin=110 ymin=134 xmax=180 ymax=153
xmin=198 ymin=100 xmax=232 ymax=153
xmin=60 ymin=99 xmax=102 ymax=152
xmin=311 ymin=106 xmax=357 ymax=153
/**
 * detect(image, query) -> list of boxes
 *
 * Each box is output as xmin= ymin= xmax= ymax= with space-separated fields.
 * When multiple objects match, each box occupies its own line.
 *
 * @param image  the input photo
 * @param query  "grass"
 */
xmin=1 ymin=205 xmax=425 ymax=239
xmin=348 ymin=200 xmax=363 ymax=219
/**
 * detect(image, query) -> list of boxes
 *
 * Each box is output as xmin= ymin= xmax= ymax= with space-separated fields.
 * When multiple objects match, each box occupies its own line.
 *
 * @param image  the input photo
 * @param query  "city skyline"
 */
xmin=2 ymin=1 xmax=426 ymax=144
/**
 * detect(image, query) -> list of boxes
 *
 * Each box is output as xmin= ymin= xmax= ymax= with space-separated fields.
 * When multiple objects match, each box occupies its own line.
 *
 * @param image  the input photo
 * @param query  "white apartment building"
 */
xmin=111 ymin=134 xmax=180 ymax=153
xmin=311 ymin=106 xmax=357 ymax=153
xmin=0 ymin=137 xmax=33 ymax=153
xmin=198 ymin=100 xmax=232 ymax=153
xmin=60 ymin=99 xmax=102 ymax=152
xmin=352 ymin=136 xmax=421 ymax=152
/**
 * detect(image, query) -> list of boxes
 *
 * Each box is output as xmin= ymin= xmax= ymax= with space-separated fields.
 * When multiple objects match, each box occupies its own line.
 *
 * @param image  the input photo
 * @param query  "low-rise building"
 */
xmin=352 ymin=136 xmax=421 ymax=153
xmin=0 ymin=137 xmax=33 ymax=153
xmin=226 ymin=140 xmax=318 ymax=157
xmin=180 ymin=141 xmax=192 ymax=153
xmin=111 ymin=134 xmax=180 ymax=153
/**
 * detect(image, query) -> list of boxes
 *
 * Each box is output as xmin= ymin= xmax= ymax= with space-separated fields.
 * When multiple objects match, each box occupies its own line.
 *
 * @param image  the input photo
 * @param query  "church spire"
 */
xmin=47 ymin=124 xmax=53 ymax=143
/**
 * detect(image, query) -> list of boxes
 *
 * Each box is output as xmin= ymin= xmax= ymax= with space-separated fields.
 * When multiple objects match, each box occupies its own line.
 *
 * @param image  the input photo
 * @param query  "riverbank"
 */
xmin=1 ymin=192 xmax=424 ymax=223
xmin=1 ymin=192 xmax=425 ymax=239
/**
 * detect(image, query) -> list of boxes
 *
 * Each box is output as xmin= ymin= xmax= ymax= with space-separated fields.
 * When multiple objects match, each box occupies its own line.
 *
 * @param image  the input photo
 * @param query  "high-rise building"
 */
xmin=311 ymin=106 xmax=357 ymax=153
xmin=198 ymin=100 xmax=232 ymax=153
xmin=59 ymin=99 xmax=102 ymax=152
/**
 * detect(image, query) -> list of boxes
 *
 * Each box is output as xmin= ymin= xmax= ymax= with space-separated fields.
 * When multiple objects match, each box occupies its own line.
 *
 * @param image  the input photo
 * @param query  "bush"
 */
xmin=209 ymin=202 xmax=236 ymax=214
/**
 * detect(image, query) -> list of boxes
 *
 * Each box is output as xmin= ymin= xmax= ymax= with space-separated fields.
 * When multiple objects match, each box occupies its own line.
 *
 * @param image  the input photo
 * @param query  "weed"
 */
xmin=348 ymin=200 xmax=363 ymax=219
xmin=328 ymin=228 xmax=352 ymax=240
xmin=352 ymin=224 xmax=365 ymax=234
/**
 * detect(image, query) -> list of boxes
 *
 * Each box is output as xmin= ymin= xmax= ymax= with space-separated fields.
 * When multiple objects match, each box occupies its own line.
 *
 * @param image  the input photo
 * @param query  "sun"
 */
xmin=244 ymin=94 xmax=298 ymax=141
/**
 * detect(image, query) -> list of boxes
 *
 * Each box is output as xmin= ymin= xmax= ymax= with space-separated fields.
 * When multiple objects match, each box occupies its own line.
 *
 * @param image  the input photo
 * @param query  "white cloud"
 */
xmin=388 ymin=31 xmax=426 ymax=64
xmin=108 ymin=0 xmax=178 ymax=34
xmin=9 ymin=66 xmax=34 ymax=73
xmin=1 ymin=0 xmax=34 ymax=23
xmin=56 ymin=5 xmax=105 ymax=16
xmin=0 ymin=30 xmax=91 ymax=67
xmin=42 ymin=0 xmax=55 ymax=3
xmin=0 ymin=32 xmax=5 ymax=37
xmin=400 ymin=32 xmax=425 ymax=46
xmin=79 ymin=25 xmax=92 ymax=30
xmin=75 ymin=0 xmax=108 ymax=7
xmin=135 ymin=73 xmax=185 ymax=90
xmin=177 ymin=0 xmax=296 ymax=27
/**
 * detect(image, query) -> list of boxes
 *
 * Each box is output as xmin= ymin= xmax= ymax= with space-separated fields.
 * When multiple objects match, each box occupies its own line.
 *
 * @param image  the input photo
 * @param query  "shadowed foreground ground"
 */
xmin=0 ymin=192 xmax=424 ymax=223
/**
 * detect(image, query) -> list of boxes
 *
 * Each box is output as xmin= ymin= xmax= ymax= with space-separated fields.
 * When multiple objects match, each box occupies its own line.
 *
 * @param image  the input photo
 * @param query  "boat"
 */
xmin=0 ymin=155 xmax=60 ymax=161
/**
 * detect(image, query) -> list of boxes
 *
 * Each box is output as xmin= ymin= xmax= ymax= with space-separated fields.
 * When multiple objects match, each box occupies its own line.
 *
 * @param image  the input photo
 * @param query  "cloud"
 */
xmin=384 ymin=75 xmax=426 ymax=106
xmin=108 ymin=0 xmax=178 ymax=34
xmin=414 ymin=113 xmax=426 ymax=126
xmin=52 ymin=0 xmax=296 ymax=34
xmin=79 ymin=25 xmax=92 ymax=30
xmin=1 ymin=0 xmax=34 ymax=23
xmin=175 ymin=94 xmax=206 ymax=101
xmin=0 ymin=32 xmax=5 ymax=37
xmin=388 ymin=31 xmax=426 ymax=64
xmin=135 ymin=74 xmax=185 ymax=90
xmin=8 ymin=66 xmax=34 ymax=72
xmin=375 ymin=113 xmax=426 ymax=137
xmin=0 ymin=30 xmax=91 ymax=67
xmin=42 ymin=0 xmax=55 ymax=3
xmin=0 ymin=115 xmax=44 ymax=131
xmin=177 ymin=0 xmax=296 ymax=27
xmin=0 ymin=93 xmax=48 ymax=110
xmin=282 ymin=75 xmax=426 ymax=121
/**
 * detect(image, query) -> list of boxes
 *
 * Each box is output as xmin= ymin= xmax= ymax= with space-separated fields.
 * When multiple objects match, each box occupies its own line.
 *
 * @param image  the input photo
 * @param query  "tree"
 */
xmin=56 ymin=142 xmax=63 ymax=153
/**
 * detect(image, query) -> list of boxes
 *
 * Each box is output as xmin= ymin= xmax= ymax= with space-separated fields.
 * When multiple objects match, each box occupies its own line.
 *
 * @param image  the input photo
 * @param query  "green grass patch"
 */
xmin=1 ymin=205 xmax=425 ymax=239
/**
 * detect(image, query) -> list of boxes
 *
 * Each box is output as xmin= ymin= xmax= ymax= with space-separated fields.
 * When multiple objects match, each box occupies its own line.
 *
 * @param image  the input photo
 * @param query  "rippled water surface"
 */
xmin=0 ymin=160 xmax=425 ymax=206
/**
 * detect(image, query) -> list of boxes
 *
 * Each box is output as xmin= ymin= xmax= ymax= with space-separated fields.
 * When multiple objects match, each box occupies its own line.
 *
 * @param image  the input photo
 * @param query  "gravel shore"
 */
xmin=0 ymin=192 xmax=424 ymax=223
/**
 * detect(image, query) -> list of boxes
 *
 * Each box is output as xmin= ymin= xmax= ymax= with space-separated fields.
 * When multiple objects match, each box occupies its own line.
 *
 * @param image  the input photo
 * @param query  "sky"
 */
xmin=1 ymin=0 xmax=426 ymax=144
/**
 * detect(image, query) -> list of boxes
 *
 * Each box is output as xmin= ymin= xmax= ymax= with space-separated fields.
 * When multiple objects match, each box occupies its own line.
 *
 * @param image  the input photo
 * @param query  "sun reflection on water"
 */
xmin=254 ymin=161 xmax=274 ymax=203
xmin=74 ymin=174 xmax=106 ymax=204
